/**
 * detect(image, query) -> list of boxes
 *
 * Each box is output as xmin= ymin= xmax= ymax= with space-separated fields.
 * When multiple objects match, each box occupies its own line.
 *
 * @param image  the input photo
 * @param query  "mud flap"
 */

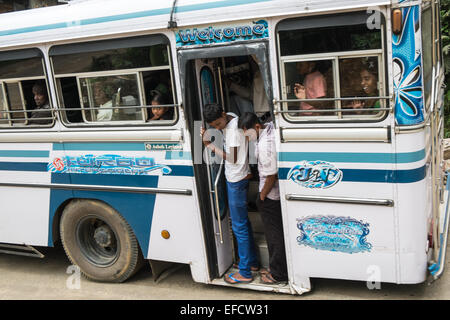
xmin=149 ymin=260 xmax=184 ymax=283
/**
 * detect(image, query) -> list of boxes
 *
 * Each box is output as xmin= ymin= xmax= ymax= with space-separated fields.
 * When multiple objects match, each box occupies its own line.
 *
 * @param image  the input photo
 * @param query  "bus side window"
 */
xmin=283 ymin=60 xmax=336 ymax=117
xmin=50 ymin=35 xmax=177 ymax=126
xmin=0 ymin=50 xmax=51 ymax=127
xmin=339 ymin=57 xmax=382 ymax=116
xmin=277 ymin=11 xmax=386 ymax=122
xmin=422 ymin=6 xmax=433 ymax=110
xmin=55 ymin=77 xmax=82 ymax=123
xmin=4 ymin=82 xmax=27 ymax=124
xmin=143 ymin=69 xmax=176 ymax=122
xmin=79 ymin=75 xmax=142 ymax=122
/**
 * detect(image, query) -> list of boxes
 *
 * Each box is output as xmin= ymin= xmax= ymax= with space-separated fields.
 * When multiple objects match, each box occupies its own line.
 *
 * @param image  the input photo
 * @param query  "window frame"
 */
xmin=422 ymin=5 xmax=434 ymax=111
xmin=75 ymin=71 xmax=145 ymax=124
xmin=50 ymin=37 xmax=179 ymax=128
xmin=276 ymin=13 xmax=389 ymax=124
xmin=0 ymin=50 xmax=53 ymax=128
xmin=433 ymin=0 xmax=443 ymax=72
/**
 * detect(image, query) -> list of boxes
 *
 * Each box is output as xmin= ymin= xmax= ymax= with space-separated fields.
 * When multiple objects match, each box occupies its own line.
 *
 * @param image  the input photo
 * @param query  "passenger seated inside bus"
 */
xmin=93 ymin=81 xmax=114 ymax=121
xmin=148 ymin=90 xmax=173 ymax=121
xmin=28 ymin=80 xmax=52 ymax=125
xmin=344 ymin=57 xmax=381 ymax=115
xmin=292 ymin=61 xmax=332 ymax=116
xmin=226 ymin=56 xmax=271 ymax=121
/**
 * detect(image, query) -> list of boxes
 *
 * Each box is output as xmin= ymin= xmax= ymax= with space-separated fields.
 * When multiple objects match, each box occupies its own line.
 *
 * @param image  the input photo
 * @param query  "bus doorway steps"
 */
xmin=0 ymin=243 xmax=44 ymax=258
xmin=211 ymin=266 xmax=293 ymax=294
xmin=248 ymin=211 xmax=270 ymax=268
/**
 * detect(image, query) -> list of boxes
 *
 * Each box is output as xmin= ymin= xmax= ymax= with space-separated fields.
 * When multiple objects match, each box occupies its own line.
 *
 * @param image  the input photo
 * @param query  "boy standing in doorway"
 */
xmin=238 ymin=112 xmax=288 ymax=284
xmin=201 ymin=103 xmax=258 ymax=284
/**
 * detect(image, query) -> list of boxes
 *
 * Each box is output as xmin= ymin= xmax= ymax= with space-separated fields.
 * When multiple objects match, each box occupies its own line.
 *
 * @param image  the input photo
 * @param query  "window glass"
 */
xmin=278 ymin=13 xmax=385 ymax=122
xmin=339 ymin=57 xmax=382 ymax=117
xmin=52 ymin=38 xmax=176 ymax=126
xmin=0 ymin=84 xmax=7 ymax=124
xmin=283 ymin=60 xmax=336 ymax=117
xmin=0 ymin=57 xmax=44 ymax=79
xmin=79 ymin=74 xmax=143 ymax=122
xmin=5 ymin=82 xmax=26 ymax=124
xmin=52 ymin=44 xmax=169 ymax=74
xmin=143 ymin=69 xmax=175 ymax=121
xmin=0 ymin=49 xmax=52 ymax=127
xmin=434 ymin=1 xmax=442 ymax=67
xmin=57 ymin=77 xmax=83 ymax=123
xmin=422 ymin=8 xmax=433 ymax=108
xmin=279 ymin=24 xmax=381 ymax=57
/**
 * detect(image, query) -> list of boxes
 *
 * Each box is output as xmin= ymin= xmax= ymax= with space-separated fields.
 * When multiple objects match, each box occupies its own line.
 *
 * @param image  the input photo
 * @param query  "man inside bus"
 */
xmin=293 ymin=61 xmax=330 ymax=116
xmin=201 ymin=103 xmax=259 ymax=284
xmin=227 ymin=56 xmax=271 ymax=122
xmin=93 ymin=81 xmax=113 ymax=121
xmin=29 ymin=81 xmax=52 ymax=125
xmin=239 ymin=112 xmax=288 ymax=284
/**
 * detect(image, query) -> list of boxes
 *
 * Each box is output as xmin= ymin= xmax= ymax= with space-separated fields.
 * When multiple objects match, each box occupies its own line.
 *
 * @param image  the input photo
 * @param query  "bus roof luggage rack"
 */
xmin=0 ymin=243 xmax=45 ymax=258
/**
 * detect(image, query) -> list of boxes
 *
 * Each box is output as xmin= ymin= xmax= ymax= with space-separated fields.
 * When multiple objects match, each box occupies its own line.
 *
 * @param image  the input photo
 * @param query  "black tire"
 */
xmin=60 ymin=199 xmax=144 ymax=283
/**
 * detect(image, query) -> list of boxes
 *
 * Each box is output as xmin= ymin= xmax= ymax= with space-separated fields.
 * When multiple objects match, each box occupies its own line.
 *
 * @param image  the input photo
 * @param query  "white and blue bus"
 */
xmin=0 ymin=0 xmax=447 ymax=295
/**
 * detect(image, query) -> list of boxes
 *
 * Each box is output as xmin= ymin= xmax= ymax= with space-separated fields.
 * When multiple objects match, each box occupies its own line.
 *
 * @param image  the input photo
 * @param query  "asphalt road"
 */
xmin=0 ymin=243 xmax=448 ymax=300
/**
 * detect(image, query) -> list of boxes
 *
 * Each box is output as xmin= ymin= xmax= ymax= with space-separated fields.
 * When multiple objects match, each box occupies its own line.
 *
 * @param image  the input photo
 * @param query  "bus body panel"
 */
xmin=395 ymin=131 xmax=431 ymax=283
xmin=277 ymin=137 xmax=400 ymax=283
xmin=0 ymin=142 xmax=52 ymax=246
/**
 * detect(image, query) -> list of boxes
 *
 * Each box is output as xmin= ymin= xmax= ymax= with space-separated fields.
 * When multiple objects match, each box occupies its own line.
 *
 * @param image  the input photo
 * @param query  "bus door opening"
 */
xmin=186 ymin=54 xmax=274 ymax=282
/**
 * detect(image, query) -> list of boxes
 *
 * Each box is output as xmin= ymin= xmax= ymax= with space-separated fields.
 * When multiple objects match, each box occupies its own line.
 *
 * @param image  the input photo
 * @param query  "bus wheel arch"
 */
xmin=59 ymin=198 xmax=144 ymax=283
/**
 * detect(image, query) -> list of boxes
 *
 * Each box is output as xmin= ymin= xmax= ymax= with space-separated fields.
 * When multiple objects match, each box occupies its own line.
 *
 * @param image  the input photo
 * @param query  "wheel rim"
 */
xmin=76 ymin=215 xmax=120 ymax=267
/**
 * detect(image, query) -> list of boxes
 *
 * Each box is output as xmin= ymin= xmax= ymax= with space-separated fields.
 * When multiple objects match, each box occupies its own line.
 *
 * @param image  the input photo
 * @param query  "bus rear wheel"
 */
xmin=60 ymin=199 xmax=143 ymax=283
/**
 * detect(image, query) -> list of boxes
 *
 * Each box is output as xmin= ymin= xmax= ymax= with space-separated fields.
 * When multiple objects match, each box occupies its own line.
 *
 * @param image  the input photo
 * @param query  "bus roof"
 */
xmin=0 ymin=0 xmax=391 ymax=49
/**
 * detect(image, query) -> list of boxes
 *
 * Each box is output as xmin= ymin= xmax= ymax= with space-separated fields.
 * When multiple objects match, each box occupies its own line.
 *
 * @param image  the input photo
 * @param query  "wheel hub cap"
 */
xmin=93 ymin=225 xmax=113 ymax=247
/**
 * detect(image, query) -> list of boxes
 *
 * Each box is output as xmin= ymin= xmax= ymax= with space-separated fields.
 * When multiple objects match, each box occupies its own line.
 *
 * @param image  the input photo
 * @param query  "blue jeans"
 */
xmin=226 ymin=179 xmax=258 ymax=278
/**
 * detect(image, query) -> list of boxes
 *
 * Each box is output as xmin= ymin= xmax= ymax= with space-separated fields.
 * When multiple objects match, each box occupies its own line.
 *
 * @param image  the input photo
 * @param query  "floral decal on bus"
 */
xmin=47 ymin=155 xmax=172 ymax=175
xmin=287 ymin=161 xmax=342 ymax=189
xmin=296 ymin=215 xmax=372 ymax=254
xmin=392 ymin=4 xmax=424 ymax=125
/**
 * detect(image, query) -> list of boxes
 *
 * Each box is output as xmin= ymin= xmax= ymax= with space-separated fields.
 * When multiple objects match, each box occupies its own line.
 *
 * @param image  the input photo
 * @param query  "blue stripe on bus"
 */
xmin=0 ymin=0 xmax=272 ymax=37
xmin=278 ymin=165 xmax=427 ymax=184
xmin=278 ymin=149 xmax=426 ymax=164
xmin=168 ymin=165 xmax=194 ymax=176
xmin=0 ymin=150 xmax=49 ymax=158
xmin=48 ymin=173 xmax=158 ymax=256
xmin=0 ymin=161 xmax=47 ymax=171
xmin=53 ymin=142 xmax=146 ymax=151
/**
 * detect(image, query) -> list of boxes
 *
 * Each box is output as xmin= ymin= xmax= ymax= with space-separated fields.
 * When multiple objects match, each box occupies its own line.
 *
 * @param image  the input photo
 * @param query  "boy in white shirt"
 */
xmin=238 ymin=112 xmax=288 ymax=284
xmin=201 ymin=104 xmax=258 ymax=284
